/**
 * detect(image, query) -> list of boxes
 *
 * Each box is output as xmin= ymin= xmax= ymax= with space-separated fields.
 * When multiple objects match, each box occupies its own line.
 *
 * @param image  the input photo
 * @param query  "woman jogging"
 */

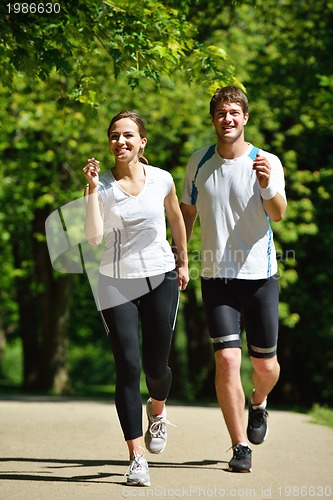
xmin=83 ymin=111 xmax=189 ymax=487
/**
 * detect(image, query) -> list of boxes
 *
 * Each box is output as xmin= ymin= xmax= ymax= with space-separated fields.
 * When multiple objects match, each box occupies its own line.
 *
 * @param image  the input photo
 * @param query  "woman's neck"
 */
xmin=112 ymin=160 xmax=144 ymax=180
xmin=112 ymin=161 xmax=146 ymax=196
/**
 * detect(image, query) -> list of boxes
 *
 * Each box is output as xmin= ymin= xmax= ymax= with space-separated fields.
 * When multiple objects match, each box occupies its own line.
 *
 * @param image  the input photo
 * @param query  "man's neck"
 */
xmin=216 ymin=140 xmax=249 ymax=160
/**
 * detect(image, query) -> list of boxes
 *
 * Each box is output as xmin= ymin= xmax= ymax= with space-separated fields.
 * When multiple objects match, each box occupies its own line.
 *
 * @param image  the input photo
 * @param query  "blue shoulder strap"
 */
xmin=191 ymin=144 xmax=216 ymax=204
xmin=190 ymin=144 xmax=260 ymax=204
xmin=248 ymin=145 xmax=260 ymax=160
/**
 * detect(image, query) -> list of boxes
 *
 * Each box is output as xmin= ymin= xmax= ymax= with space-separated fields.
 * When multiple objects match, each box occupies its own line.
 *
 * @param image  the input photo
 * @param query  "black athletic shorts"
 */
xmin=201 ymin=275 xmax=279 ymax=358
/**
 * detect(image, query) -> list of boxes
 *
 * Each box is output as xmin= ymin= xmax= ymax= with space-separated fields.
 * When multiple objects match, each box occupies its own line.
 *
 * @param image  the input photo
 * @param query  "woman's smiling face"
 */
xmin=108 ymin=117 xmax=147 ymax=162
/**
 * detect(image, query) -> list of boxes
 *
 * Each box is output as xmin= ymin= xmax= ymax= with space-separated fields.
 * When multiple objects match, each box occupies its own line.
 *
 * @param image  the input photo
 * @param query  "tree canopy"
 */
xmin=0 ymin=0 xmax=239 ymax=100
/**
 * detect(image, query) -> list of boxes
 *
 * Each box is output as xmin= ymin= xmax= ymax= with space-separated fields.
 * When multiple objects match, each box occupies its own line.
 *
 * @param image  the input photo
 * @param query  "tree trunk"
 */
xmin=33 ymin=206 xmax=73 ymax=393
xmin=183 ymin=285 xmax=215 ymax=400
xmin=12 ymin=234 xmax=41 ymax=390
xmin=11 ymin=204 xmax=73 ymax=393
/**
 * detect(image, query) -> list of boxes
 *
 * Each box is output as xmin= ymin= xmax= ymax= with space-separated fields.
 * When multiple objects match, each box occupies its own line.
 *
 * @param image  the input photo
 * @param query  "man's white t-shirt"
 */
xmin=181 ymin=144 xmax=286 ymax=279
xmin=97 ymin=165 xmax=176 ymax=278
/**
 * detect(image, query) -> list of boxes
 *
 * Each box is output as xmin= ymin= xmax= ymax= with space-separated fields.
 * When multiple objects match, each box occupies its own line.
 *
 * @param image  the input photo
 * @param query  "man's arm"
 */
xmin=180 ymin=202 xmax=198 ymax=241
xmin=263 ymin=193 xmax=287 ymax=222
xmin=253 ymin=153 xmax=287 ymax=222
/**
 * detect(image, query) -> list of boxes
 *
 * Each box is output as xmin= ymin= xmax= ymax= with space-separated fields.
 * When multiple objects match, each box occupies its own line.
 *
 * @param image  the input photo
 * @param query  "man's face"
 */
xmin=211 ymin=102 xmax=249 ymax=144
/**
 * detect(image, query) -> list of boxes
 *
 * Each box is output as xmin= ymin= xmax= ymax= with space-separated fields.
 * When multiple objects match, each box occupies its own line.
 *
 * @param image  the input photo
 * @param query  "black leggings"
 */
xmin=99 ymin=270 xmax=179 ymax=441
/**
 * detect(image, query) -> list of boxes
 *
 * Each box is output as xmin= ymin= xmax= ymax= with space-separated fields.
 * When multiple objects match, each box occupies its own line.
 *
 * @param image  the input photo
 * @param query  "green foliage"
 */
xmin=309 ymin=404 xmax=333 ymax=429
xmin=69 ymin=342 xmax=115 ymax=390
xmin=1 ymin=0 xmax=333 ymax=406
xmin=1 ymin=338 xmax=23 ymax=385
xmin=0 ymin=0 xmax=239 ymax=100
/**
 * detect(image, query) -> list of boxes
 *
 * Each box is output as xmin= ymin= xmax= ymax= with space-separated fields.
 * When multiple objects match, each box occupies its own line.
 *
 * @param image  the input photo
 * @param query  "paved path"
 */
xmin=0 ymin=396 xmax=332 ymax=499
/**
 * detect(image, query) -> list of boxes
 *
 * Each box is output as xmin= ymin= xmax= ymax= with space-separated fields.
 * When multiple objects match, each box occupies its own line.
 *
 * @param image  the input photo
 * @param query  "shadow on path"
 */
xmin=0 ymin=456 xmax=228 ymax=485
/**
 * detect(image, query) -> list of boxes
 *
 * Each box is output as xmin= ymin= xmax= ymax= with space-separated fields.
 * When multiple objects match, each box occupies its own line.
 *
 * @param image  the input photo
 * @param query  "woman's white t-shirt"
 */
xmin=97 ymin=165 xmax=176 ymax=278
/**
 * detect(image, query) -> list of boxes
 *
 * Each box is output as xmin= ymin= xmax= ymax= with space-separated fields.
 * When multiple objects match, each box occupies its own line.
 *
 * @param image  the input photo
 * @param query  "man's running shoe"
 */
xmin=144 ymin=398 xmax=171 ymax=454
xmin=126 ymin=447 xmax=150 ymax=487
xmin=247 ymin=398 xmax=269 ymax=445
xmin=228 ymin=444 xmax=252 ymax=473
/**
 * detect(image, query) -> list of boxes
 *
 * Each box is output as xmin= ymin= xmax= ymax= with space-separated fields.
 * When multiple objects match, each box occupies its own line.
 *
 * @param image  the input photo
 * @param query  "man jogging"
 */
xmin=180 ymin=86 xmax=287 ymax=472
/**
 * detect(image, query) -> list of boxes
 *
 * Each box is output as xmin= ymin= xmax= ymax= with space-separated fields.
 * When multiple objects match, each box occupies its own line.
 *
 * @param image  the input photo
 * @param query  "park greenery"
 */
xmin=0 ymin=0 xmax=332 ymax=410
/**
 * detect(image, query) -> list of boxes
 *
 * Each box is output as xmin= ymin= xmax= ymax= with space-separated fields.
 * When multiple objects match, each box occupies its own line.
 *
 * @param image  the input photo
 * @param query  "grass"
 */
xmin=309 ymin=404 xmax=333 ymax=429
xmin=1 ymin=337 xmax=23 ymax=386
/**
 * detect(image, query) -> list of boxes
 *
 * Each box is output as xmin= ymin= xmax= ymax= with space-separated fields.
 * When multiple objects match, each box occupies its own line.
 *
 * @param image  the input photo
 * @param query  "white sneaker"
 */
xmin=144 ymin=398 xmax=175 ymax=454
xmin=126 ymin=447 xmax=150 ymax=487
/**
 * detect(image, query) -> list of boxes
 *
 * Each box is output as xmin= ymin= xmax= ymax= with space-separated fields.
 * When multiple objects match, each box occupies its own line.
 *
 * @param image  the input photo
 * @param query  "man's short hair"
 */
xmin=210 ymin=86 xmax=249 ymax=117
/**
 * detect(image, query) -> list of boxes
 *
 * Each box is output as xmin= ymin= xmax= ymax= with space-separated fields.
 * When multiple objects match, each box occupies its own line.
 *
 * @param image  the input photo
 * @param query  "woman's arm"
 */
xmin=83 ymin=158 xmax=104 ymax=246
xmin=164 ymin=183 xmax=189 ymax=290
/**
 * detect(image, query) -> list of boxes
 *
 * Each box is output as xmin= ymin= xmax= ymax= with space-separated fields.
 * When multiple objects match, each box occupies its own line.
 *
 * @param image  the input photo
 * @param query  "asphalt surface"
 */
xmin=0 ymin=396 xmax=332 ymax=499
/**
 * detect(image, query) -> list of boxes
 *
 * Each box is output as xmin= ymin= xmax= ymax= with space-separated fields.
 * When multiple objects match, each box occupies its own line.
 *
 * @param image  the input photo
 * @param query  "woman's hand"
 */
xmin=83 ymin=157 xmax=100 ymax=190
xmin=177 ymin=265 xmax=190 ymax=291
